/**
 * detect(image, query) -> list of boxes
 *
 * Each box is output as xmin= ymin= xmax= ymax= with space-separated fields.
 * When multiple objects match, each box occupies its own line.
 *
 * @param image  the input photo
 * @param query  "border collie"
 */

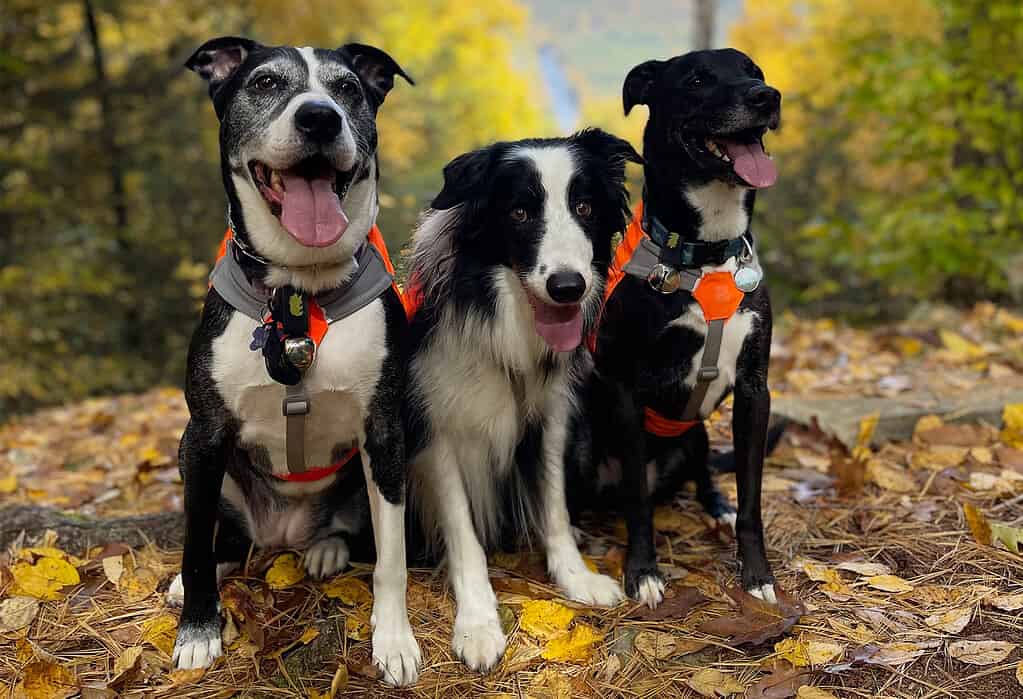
xmin=404 ymin=130 xmax=641 ymax=672
xmin=169 ymin=36 xmax=420 ymax=686
xmin=568 ymin=49 xmax=783 ymax=609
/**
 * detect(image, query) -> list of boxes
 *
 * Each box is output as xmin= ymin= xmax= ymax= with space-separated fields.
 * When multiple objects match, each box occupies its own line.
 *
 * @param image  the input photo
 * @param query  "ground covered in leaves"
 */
xmin=2 ymin=304 xmax=1023 ymax=698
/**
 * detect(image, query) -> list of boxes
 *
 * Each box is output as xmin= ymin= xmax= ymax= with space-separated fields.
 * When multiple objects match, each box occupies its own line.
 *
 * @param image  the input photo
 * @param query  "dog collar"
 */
xmin=642 ymin=207 xmax=752 ymax=270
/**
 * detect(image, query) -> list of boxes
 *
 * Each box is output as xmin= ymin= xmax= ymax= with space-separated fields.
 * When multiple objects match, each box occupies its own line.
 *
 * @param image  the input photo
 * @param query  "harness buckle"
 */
xmin=282 ymin=396 xmax=310 ymax=416
xmin=647 ymin=264 xmax=682 ymax=294
xmin=697 ymin=366 xmax=720 ymax=381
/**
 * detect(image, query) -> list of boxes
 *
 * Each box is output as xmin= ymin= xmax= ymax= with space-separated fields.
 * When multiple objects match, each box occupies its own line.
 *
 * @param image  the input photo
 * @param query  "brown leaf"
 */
xmin=699 ymin=586 xmax=805 ymax=646
xmin=917 ymin=423 xmax=989 ymax=447
xmin=629 ymin=586 xmax=707 ymax=621
xmin=109 ymin=646 xmax=143 ymax=687
xmin=15 ymin=661 xmax=79 ymax=699
xmin=746 ymin=662 xmax=812 ymax=699
xmin=947 ymin=639 xmax=1017 ymax=665
xmin=963 ymin=502 xmax=992 ymax=546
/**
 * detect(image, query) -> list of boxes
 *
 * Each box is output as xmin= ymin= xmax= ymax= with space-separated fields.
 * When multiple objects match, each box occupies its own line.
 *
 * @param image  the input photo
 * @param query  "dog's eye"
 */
xmin=687 ymin=73 xmax=710 ymax=89
xmin=252 ymin=75 xmax=281 ymax=91
xmin=339 ymin=79 xmax=361 ymax=98
xmin=574 ymin=201 xmax=592 ymax=218
xmin=510 ymin=208 xmax=528 ymax=223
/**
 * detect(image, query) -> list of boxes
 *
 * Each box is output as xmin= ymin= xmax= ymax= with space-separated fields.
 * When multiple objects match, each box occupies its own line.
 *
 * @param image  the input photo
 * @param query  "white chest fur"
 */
xmin=211 ymin=300 xmax=387 ymax=475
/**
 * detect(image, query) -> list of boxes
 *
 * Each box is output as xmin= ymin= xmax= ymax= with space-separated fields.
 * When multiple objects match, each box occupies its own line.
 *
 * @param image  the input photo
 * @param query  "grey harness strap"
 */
xmin=210 ymin=238 xmax=394 ymax=476
xmin=683 ymin=317 xmax=724 ymax=421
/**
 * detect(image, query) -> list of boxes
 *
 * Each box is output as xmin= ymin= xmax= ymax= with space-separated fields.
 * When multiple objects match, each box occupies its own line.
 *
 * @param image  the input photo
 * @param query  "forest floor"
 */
xmin=1 ymin=304 xmax=1023 ymax=698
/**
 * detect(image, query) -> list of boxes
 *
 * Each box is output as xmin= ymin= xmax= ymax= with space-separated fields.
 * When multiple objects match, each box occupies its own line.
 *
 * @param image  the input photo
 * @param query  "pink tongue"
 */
xmin=532 ymin=302 xmax=584 ymax=352
xmin=279 ymin=173 xmax=349 ymax=247
xmin=721 ymin=140 xmax=778 ymax=188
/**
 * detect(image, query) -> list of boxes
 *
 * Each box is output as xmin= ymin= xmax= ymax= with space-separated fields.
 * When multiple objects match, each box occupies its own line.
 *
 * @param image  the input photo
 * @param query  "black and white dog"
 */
xmin=404 ymin=130 xmax=641 ymax=673
xmin=568 ymin=49 xmax=782 ymax=609
xmin=169 ymin=37 xmax=420 ymax=686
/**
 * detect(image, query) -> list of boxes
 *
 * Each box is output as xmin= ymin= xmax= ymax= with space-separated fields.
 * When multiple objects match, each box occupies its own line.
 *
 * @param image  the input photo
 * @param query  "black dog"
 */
xmin=568 ymin=49 xmax=782 ymax=608
xmin=170 ymin=37 xmax=420 ymax=685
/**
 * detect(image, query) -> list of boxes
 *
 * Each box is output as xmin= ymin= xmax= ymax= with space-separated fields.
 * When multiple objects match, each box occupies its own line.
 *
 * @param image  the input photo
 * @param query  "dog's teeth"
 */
xmin=722 ymin=154 xmax=731 ymax=162
xmin=270 ymin=170 xmax=284 ymax=193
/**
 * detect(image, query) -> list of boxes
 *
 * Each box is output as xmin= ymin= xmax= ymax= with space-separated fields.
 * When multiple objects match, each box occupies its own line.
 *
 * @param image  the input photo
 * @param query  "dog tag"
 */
xmin=734 ymin=265 xmax=762 ymax=293
xmin=284 ymin=336 xmax=316 ymax=371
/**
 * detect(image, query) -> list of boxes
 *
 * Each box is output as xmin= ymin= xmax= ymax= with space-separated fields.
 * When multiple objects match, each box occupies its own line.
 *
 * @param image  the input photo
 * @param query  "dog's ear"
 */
xmin=186 ymin=37 xmax=260 ymax=88
xmin=623 ymin=59 xmax=664 ymax=115
xmin=573 ymin=128 xmax=643 ymax=170
xmin=339 ymin=43 xmax=414 ymax=105
xmin=431 ymin=146 xmax=496 ymax=211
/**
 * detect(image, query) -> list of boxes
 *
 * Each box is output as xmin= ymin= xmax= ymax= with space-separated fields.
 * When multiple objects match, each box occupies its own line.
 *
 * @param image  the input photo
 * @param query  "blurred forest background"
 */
xmin=1 ymin=0 xmax=1020 ymax=416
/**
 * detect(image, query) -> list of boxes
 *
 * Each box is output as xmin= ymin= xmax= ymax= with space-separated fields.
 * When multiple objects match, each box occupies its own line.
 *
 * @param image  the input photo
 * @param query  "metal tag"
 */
xmin=647 ymin=264 xmax=682 ymax=294
xmin=284 ymin=336 xmax=316 ymax=371
xmin=733 ymin=265 xmax=762 ymax=293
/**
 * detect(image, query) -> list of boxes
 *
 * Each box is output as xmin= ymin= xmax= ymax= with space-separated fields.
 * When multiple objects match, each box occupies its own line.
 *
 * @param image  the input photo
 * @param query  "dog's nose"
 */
xmin=746 ymin=84 xmax=781 ymax=112
xmin=546 ymin=271 xmax=586 ymax=304
xmin=295 ymin=101 xmax=343 ymax=142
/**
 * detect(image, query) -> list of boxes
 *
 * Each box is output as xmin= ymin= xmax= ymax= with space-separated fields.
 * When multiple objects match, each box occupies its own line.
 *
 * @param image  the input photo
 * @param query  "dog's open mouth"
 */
xmin=694 ymin=128 xmax=777 ymax=189
xmin=249 ymin=155 xmax=356 ymax=248
xmin=527 ymin=293 xmax=584 ymax=353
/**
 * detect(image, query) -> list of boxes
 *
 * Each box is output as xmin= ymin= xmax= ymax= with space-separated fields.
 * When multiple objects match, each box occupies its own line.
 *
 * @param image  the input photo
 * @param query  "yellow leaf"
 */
xmin=168 ymin=668 xmax=206 ymax=686
xmin=923 ymin=607 xmax=972 ymax=634
xmin=940 ymin=330 xmax=986 ymax=360
xmin=141 ymin=614 xmax=178 ymax=656
xmin=774 ymin=638 xmax=844 ymax=667
xmin=118 ymin=566 xmax=159 ymax=603
xmin=329 ymin=662 xmax=349 ymax=698
xmin=15 ymin=661 xmax=79 ymax=699
xmin=866 ymin=460 xmax=917 ymax=493
xmin=528 ymin=667 xmax=574 ymax=699
xmin=802 ymin=561 xmax=842 ymax=585
xmin=963 ymin=502 xmax=992 ymax=546
xmin=687 ymin=668 xmax=745 ymax=697
xmin=834 ymin=561 xmax=890 ymax=577
xmin=853 ymin=412 xmax=880 ymax=459
xmin=321 ymin=576 xmax=372 ymax=606
xmin=298 ymin=626 xmax=320 ymax=644
xmin=991 ymin=522 xmax=1023 ymax=553
xmin=345 ymin=612 xmax=371 ymax=641
xmin=266 ymin=552 xmax=305 ymax=589
xmin=541 ymin=623 xmax=602 ymax=663
xmin=892 ymin=337 xmax=923 ymax=357
xmin=110 ymin=646 xmax=143 ymax=686
xmin=19 ymin=547 xmax=83 ymax=566
xmin=0 ymin=596 xmax=39 ymax=633
xmin=1002 ymin=404 xmax=1023 ymax=449
xmin=0 ymin=472 xmax=17 ymax=494
xmin=1016 ymin=659 xmax=1023 ymax=687
xmin=10 ymin=557 xmax=81 ymax=601
xmin=865 ymin=575 xmax=913 ymax=593
xmin=947 ymin=640 xmax=1017 ymax=665
xmin=797 ymin=688 xmax=839 ymax=699
xmin=913 ymin=414 xmax=945 ymax=439
xmin=519 ymin=600 xmax=575 ymax=641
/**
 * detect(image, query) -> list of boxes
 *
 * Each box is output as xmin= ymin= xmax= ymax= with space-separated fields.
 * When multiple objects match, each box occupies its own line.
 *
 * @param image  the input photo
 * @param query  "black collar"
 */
xmin=642 ymin=204 xmax=751 ymax=269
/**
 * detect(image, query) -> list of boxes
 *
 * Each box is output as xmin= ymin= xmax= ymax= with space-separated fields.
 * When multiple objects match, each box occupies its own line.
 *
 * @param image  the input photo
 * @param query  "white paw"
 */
xmin=635 ymin=575 xmax=665 ymax=609
xmin=172 ymin=623 xmax=222 ymax=670
xmin=716 ymin=512 xmax=737 ymax=533
xmin=558 ymin=569 xmax=625 ymax=607
xmin=451 ymin=615 xmax=507 ymax=674
xmin=748 ymin=583 xmax=777 ymax=604
xmin=303 ymin=537 xmax=350 ymax=580
xmin=166 ymin=573 xmax=185 ymax=608
xmin=372 ymin=621 xmax=422 ymax=687
xmin=571 ymin=525 xmax=585 ymax=545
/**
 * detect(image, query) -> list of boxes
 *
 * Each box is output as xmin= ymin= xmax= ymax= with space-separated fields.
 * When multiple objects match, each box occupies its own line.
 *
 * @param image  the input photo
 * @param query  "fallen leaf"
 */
xmin=541 ymin=623 xmax=602 ymax=663
xmin=853 ymin=412 xmax=879 ymax=459
xmin=988 ymin=593 xmax=1023 ymax=611
xmin=118 ymin=566 xmax=159 ymax=603
xmin=963 ymin=502 xmax=993 ymax=546
xmin=109 ymin=646 xmax=143 ymax=686
xmin=329 ymin=662 xmax=349 ymax=697
xmin=866 ymin=460 xmax=917 ymax=493
xmin=265 ymin=552 xmax=305 ymax=589
xmin=940 ymin=330 xmax=986 ymax=360
xmin=633 ymin=630 xmax=706 ymax=660
xmin=345 ymin=612 xmax=371 ymax=641
xmin=80 ymin=687 xmax=117 ymax=699
xmin=774 ymin=638 xmax=845 ymax=667
xmin=602 ymin=654 xmax=622 ymax=680
xmin=0 ymin=596 xmax=40 ymax=633
xmin=687 ymin=668 xmax=746 ymax=697
xmin=519 ymin=600 xmax=575 ymax=641
xmin=628 ymin=586 xmax=707 ymax=621
xmin=140 ymin=614 xmax=177 ymax=656
xmin=917 ymin=423 xmax=988 ymax=447
xmin=947 ymin=639 xmax=1017 ymax=665
xmin=269 ymin=625 xmax=321 ymax=659
xmin=991 ymin=522 xmax=1023 ymax=553
xmin=167 ymin=668 xmax=206 ymax=686
xmin=10 ymin=556 xmax=81 ymax=600
xmin=699 ymin=586 xmax=805 ymax=646
xmin=14 ymin=661 xmax=79 ymax=699
xmin=911 ymin=445 xmax=968 ymax=470
xmin=924 ymin=607 xmax=973 ymax=634
xmin=528 ymin=667 xmax=574 ymax=699
xmin=0 ymin=472 xmax=17 ymax=494
xmin=913 ymin=414 xmax=945 ymax=438
xmin=869 ymin=641 xmax=940 ymax=666
xmin=865 ymin=575 xmax=913 ymax=593
xmin=802 ymin=562 xmax=842 ymax=585
xmin=834 ymin=561 xmax=890 ymax=577
xmin=746 ymin=662 xmax=811 ymax=699
xmin=101 ymin=556 xmax=124 ymax=585
xmin=321 ymin=576 xmax=372 ymax=606
xmin=796 ymin=688 xmax=839 ymax=699
xmin=1002 ymin=403 xmax=1023 ymax=449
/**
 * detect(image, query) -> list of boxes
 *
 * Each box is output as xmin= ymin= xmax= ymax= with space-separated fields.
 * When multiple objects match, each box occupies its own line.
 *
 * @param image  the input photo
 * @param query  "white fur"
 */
xmin=514 ymin=146 xmax=595 ymax=303
xmin=173 ymin=622 xmax=222 ymax=669
xmin=166 ymin=563 xmax=236 ymax=608
xmin=635 ymin=575 xmax=666 ymax=609
xmin=749 ymin=583 xmax=777 ymax=604
xmin=303 ymin=536 xmax=350 ymax=579
xmin=684 ymin=181 xmax=749 ymax=242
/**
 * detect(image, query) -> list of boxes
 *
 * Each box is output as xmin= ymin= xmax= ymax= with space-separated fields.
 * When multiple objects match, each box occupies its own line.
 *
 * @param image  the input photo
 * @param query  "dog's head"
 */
xmin=413 ymin=129 xmax=640 ymax=352
xmin=624 ymin=48 xmax=780 ymax=189
xmin=186 ymin=37 xmax=411 ymax=286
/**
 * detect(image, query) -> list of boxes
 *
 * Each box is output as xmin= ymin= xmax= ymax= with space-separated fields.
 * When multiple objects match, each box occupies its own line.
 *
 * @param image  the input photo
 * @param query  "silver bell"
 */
xmin=284 ymin=336 xmax=316 ymax=371
xmin=647 ymin=264 xmax=682 ymax=294
xmin=733 ymin=265 xmax=762 ymax=293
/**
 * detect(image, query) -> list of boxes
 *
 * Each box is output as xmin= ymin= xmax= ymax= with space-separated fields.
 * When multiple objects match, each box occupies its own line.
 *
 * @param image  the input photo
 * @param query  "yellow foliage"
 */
xmin=10 ymin=556 xmax=81 ymax=601
xmin=540 ymin=623 xmax=602 ymax=663
xmin=1001 ymin=404 xmax=1023 ymax=449
xmin=322 ymin=576 xmax=372 ymax=606
xmin=265 ymin=552 xmax=305 ymax=590
xmin=141 ymin=614 xmax=178 ymax=656
xmin=14 ymin=660 xmax=79 ymax=699
xmin=519 ymin=600 xmax=576 ymax=641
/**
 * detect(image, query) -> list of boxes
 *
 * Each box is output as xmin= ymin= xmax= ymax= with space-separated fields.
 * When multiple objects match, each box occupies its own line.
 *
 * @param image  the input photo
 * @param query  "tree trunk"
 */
xmin=693 ymin=0 xmax=716 ymax=50
xmin=0 ymin=505 xmax=184 ymax=553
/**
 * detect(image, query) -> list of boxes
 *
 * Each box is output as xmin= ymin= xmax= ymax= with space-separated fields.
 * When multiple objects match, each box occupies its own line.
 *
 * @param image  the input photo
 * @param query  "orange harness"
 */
xmin=594 ymin=202 xmax=747 ymax=439
xmin=213 ymin=226 xmax=403 ymax=482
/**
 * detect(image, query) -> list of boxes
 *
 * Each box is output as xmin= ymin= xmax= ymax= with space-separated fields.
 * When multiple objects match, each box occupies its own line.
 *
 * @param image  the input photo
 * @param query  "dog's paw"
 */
xmin=635 ymin=574 xmax=666 ymax=609
xmin=172 ymin=621 xmax=222 ymax=670
xmin=558 ymin=569 xmax=625 ymax=607
xmin=451 ymin=615 xmax=506 ymax=674
xmin=303 ymin=536 xmax=350 ymax=580
xmin=372 ymin=620 xmax=422 ymax=687
xmin=747 ymin=583 xmax=777 ymax=604
xmin=716 ymin=511 xmax=737 ymax=534
xmin=166 ymin=573 xmax=185 ymax=608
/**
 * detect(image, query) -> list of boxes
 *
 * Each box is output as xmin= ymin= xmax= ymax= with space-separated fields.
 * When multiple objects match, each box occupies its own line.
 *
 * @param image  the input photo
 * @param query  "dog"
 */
xmin=169 ymin=36 xmax=420 ymax=686
xmin=403 ymin=130 xmax=641 ymax=673
xmin=566 ymin=48 xmax=783 ymax=609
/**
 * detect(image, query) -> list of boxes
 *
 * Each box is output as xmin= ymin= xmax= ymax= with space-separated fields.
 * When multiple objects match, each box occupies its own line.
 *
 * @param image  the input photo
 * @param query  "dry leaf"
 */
xmin=118 ymin=566 xmax=159 ymax=603
xmin=541 ymin=623 xmax=602 ymax=663
xmin=947 ymin=639 xmax=1017 ymax=665
xmin=913 ymin=414 xmax=945 ymax=439
xmin=866 ymin=460 xmax=916 ymax=493
xmin=1002 ymin=403 xmax=1023 ymax=449
xmin=853 ymin=412 xmax=879 ymax=459
xmin=140 ymin=614 xmax=177 ymax=656
xmin=991 ymin=522 xmax=1023 ymax=553
xmin=109 ymin=646 xmax=143 ymax=686
xmin=322 ymin=576 xmax=372 ymax=606
xmin=834 ymin=561 xmax=890 ymax=577
xmin=988 ymin=593 xmax=1023 ymax=611
xmin=802 ymin=561 xmax=841 ymax=585
xmin=345 ymin=612 xmax=371 ymax=641
xmin=628 ymin=586 xmax=706 ymax=621
xmin=14 ymin=661 xmax=79 ymax=699
xmin=1016 ymin=659 xmax=1023 ymax=687
xmin=265 ymin=552 xmax=305 ymax=589
xmin=519 ymin=600 xmax=575 ymax=641
xmin=10 ymin=556 xmax=81 ymax=601
xmin=687 ymin=668 xmax=745 ymax=697
xmin=699 ymin=586 xmax=805 ymax=646
xmin=796 ymin=688 xmax=839 ymax=699
xmin=923 ymin=607 xmax=972 ymax=634
xmin=329 ymin=662 xmax=349 ymax=697
xmin=774 ymin=638 xmax=845 ymax=667
xmin=528 ymin=667 xmax=574 ymax=699
xmin=0 ymin=472 xmax=17 ymax=494
xmin=746 ymin=662 xmax=811 ymax=699
xmin=0 ymin=596 xmax=40 ymax=633
xmin=940 ymin=330 xmax=985 ymax=360
xmin=634 ymin=631 xmax=679 ymax=660
xmin=101 ymin=556 xmax=124 ymax=585
xmin=167 ymin=668 xmax=206 ymax=687
xmin=963 ymin=502 xmax=992 ymax=546
xmin=865 ymin=575 xmax=913 ymax=593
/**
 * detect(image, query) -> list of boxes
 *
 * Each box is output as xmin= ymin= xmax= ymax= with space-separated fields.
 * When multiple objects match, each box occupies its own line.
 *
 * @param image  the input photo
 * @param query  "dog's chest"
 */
xmin=212 ymin=301 xmax=387 ymax=473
